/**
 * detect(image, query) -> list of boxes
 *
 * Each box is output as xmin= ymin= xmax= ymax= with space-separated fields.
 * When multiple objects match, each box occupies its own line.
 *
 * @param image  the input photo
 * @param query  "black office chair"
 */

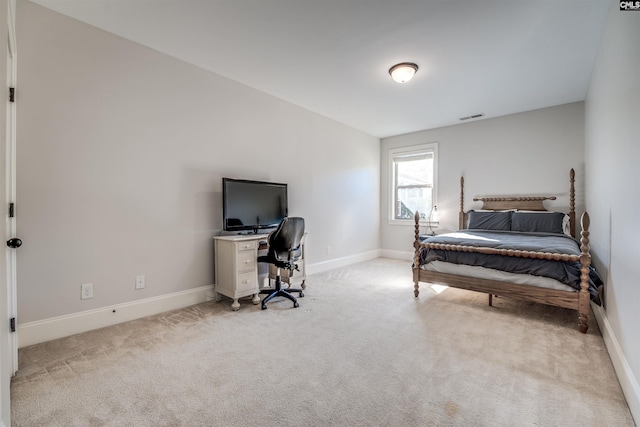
xmin=258 ymin=217 xmax=305 ymax=310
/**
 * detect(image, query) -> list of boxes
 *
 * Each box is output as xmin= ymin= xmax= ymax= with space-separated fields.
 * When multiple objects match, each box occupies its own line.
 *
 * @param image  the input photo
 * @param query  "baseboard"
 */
xmin=18 ymin=249 xmax=381 ymax=348
xmin=18 ymin=285 xmax=213 ymax=348
xmin=592 ymin=303 xmax=640 ymax=425
xmin=306 ymin=249 xmax=381 ymax=275
xmin=380 ymin=249 xmax=413 ymax=261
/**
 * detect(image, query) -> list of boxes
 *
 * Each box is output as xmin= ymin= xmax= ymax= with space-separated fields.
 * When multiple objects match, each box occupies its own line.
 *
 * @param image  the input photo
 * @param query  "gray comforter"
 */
xmin=419 ymin=230 xmax=602 ymax=304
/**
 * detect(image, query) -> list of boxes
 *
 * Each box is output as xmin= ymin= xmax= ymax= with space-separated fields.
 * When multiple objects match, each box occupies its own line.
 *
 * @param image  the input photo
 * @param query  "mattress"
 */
xmin=421 ymin=260 xmax=576 ymax=293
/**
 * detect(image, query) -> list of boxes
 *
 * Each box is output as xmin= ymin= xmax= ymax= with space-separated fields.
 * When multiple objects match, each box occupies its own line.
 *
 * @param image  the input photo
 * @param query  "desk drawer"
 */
xmin=236 ymin=271 xmax=258 ymax=293
xmin=237 ymin=240 xmax=257 ymax=252
xmin=237 ymin=251 xmax=256 ymax=273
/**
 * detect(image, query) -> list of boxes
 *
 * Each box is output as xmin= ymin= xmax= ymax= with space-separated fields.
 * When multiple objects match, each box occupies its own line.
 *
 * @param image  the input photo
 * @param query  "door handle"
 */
xmin=6 ymin=238 xmax=22 ymax=248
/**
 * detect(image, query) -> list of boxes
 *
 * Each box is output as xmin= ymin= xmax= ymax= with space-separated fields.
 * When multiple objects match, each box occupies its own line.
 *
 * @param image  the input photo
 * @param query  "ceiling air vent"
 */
xmin=459 ymin=113 xmax=485 ymax=121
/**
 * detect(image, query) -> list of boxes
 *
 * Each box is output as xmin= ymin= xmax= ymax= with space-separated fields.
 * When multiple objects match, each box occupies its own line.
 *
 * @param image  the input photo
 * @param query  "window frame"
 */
xmin=388 ymin=142 xmax=438 ymax=226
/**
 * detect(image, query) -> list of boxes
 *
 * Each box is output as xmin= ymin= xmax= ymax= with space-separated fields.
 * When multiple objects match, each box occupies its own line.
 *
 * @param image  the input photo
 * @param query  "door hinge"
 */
xmin=9 ymin=87 xmax=14 ymax=103
xmin=9 ymin=202 xmax=14 ymax=218
xmin=10 ymin=318 xmax=15 ymax=333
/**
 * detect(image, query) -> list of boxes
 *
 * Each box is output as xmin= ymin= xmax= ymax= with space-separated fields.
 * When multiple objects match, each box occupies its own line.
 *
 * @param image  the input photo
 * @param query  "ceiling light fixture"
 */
xmin=389 ymin=62 xmax=418 ymax=83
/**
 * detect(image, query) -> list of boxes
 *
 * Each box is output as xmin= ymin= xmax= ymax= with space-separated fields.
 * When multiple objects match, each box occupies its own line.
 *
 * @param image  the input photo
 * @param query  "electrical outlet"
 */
xmin=81 ymin=283 xmax=94 ymax=300
xmin=135 ymin=275 xmax=145 ymax=290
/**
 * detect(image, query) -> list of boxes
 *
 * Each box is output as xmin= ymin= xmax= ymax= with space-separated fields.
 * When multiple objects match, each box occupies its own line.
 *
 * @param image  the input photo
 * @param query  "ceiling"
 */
xmin=30 ymin=0 xmax=611 ymax=138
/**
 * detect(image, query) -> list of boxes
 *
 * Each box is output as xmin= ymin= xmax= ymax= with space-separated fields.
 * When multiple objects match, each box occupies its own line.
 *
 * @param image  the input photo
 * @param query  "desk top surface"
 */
xmin=214 ymin=234 xmax=270 ymax=242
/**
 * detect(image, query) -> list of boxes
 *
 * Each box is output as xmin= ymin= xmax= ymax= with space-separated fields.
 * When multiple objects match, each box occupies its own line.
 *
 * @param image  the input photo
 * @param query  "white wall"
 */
xmin=380 ymin=102 xmax=586 ymax=256
xmin=16 ymin=2 xmax=380 ymax=327
xmin=585 ymin=1 xmax=640 ymax=422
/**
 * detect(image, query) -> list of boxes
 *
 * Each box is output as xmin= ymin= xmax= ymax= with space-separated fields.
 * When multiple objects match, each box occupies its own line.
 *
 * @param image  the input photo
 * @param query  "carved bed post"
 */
xmin=413 ymin=210 xmax=421 ymax=297
xmin=578 ymin=212 xmax=591 ymax=333
xmin=569 ymin=168 xmax=576 ymax=238
xmin=459 ymin=176 xmax=465 ymax=230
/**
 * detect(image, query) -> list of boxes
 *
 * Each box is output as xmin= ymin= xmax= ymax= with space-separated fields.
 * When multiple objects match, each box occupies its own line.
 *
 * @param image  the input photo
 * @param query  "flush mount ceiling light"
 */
xmin=389 ymin=62 xmax=418 ymax=83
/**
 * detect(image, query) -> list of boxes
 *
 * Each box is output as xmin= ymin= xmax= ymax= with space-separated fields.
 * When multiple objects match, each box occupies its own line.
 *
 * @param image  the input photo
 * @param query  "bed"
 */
xmin=412 ymin=169 xmax=601 ymax=333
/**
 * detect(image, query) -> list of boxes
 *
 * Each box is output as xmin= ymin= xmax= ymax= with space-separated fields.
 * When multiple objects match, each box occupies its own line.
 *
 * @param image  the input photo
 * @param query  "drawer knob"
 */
xmin=244 ymin=260 xmax=251 ymax=264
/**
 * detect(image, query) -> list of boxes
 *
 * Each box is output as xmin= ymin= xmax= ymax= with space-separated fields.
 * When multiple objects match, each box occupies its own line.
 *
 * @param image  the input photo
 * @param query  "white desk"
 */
xmin=214 ymin=233 xmax=307 ymax=311
xmin=213 ymin=234 xmax=268 ymax=311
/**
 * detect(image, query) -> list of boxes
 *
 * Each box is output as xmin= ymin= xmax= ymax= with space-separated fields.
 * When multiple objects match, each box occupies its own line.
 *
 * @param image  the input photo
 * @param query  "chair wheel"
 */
xmin=294 ymin=302 xmax=299 ymax=308
xmin=261 ymin=305 xmax=267 ymax=310
xmin=299 ymin=292 xmax=304 ymax=298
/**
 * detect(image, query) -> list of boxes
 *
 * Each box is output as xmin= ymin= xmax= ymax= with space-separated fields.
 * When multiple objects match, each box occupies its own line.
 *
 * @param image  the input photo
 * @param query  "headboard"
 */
xmin=458 ymin=169 xmax=576 ymax=237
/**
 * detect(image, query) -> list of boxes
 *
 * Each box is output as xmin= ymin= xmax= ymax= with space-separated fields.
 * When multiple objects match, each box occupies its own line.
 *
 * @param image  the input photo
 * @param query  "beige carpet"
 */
xmin=11 ymin=258 xmax=635 ymax=426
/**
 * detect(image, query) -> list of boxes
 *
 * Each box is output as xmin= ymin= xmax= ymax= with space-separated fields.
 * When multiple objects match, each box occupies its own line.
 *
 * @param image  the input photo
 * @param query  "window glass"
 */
xmin=390 ymin=144 xmax=437 ymax=222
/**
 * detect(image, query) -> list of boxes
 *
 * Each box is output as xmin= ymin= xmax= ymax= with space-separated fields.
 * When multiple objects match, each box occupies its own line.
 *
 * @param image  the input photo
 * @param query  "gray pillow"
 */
xmin=511 ymin=211 xmax=565 ymax=234
xmin=467 ymin=210 xmax=512 ymax=231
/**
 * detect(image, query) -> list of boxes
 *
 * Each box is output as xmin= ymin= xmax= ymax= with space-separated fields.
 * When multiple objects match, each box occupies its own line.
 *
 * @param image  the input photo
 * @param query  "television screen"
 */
xmin=222 ymin=178 xmax=288 ymax=233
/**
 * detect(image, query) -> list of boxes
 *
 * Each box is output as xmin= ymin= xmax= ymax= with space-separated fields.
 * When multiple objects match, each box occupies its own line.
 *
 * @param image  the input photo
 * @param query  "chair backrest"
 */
xmin=268 ymin=217 xmax=305 ymax=263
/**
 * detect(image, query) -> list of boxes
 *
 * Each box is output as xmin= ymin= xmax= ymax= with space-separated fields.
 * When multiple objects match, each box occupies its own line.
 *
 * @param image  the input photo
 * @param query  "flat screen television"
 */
xmin=222 ymin=178 xmax=288 ymax=233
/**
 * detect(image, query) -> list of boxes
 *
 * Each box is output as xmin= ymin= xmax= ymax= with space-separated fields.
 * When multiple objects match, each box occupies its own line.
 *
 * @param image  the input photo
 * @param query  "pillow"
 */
xmin=511 ymin=211 xmax=566 ymax=234
xmin=515 ymin=210 xmax=572 ymax=235
xmin=467 ymin=210 xmax=512 ymax=231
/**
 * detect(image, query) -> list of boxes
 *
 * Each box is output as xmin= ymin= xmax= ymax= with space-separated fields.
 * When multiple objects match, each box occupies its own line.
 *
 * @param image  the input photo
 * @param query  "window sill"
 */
xmin=388 ymin=219 xmax=439 ymax=227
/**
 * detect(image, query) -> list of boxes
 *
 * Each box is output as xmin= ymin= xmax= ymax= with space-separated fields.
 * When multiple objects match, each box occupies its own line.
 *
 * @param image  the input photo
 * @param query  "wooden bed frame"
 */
xmin=412 ymin=169 xmax=593 ymax=333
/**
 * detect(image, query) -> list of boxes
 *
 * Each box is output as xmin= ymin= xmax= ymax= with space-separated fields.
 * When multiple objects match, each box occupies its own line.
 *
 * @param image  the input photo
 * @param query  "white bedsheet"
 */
xmin=421 ymin=261 xmax=576 ymax=292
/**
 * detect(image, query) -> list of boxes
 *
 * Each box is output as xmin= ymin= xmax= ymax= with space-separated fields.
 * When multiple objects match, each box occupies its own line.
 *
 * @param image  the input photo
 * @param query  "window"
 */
xmin=389 ymin=143 xmax=438 ymax=223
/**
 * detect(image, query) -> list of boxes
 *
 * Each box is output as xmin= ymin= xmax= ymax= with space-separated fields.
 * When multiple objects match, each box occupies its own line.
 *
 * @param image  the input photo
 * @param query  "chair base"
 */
xmin=260 ymin=275 xmax=304 ymax=310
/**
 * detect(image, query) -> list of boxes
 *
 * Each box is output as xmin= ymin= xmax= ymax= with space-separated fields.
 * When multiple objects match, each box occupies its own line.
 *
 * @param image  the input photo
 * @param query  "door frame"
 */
xmin=1 ymin=0 xmax=17 ymax=425
xmin=5 ymin=0 xmax=17 ymax=376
